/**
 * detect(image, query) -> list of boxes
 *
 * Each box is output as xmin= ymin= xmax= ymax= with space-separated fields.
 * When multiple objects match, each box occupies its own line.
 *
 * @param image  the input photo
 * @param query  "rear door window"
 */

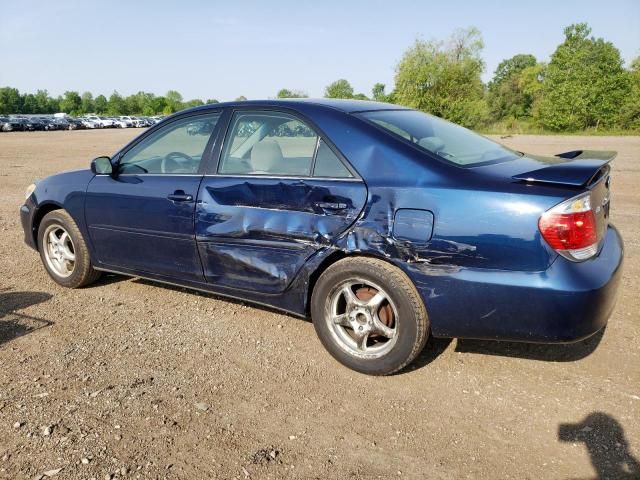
xmin=218 ymin=111 xmax=353 ymax=178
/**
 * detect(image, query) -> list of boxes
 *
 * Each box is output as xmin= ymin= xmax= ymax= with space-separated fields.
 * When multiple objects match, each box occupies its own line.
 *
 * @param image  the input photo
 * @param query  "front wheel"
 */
xmin=311 ymin=257 xmax=429 ymax=375
xmin=37 ymin=210 xmax=101 ymax=288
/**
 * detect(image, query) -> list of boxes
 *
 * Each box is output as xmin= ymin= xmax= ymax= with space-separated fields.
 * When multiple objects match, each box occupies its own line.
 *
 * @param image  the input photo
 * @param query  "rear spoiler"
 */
xmin=512 ymin=150 xmax=616 ymax=187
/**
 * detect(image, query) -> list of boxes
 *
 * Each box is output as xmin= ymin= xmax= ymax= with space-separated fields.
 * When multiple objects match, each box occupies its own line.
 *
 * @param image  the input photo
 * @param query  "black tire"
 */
xmin=37 ymin=210 xmax=101 ymax=288
xmin=311 ymin=257 xmax=429 ymax=375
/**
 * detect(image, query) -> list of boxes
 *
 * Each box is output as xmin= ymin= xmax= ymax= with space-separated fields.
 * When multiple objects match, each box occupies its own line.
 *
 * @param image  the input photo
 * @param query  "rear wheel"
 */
xmin=311 ymin=257 xmax=429 ymax=375
xmin=37 ymin=210 xmax=101 ymax=288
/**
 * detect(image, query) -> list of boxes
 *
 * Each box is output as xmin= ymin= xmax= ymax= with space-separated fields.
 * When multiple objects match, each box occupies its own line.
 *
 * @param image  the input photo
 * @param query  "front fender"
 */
xmin=24 ymin=169 xmax=94 ymax=252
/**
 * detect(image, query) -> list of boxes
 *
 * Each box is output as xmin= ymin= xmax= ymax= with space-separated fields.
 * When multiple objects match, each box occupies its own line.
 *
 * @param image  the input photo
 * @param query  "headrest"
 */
xmin=251 ymin=139 xmax=283 ymax=173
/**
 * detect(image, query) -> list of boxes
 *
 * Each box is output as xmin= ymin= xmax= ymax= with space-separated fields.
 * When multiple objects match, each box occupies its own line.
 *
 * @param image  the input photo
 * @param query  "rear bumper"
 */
xmin=405 ymin=225 xmax=624 ymax=343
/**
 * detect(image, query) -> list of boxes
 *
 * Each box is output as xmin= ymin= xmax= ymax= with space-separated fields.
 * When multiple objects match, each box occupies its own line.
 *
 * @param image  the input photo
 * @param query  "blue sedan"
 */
xmin=20 ymin=99 xmax=624 ymax=375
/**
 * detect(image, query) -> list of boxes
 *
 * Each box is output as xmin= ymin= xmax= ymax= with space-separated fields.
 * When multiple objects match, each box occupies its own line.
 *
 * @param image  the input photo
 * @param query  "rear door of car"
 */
xmin=195 ymin=107 xmax=367 ymax=294
xmin=85 ymin=110 xmax=224 ymax=281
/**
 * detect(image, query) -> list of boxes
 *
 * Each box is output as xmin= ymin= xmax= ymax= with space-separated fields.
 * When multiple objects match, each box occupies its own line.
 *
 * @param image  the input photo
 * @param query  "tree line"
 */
xmin=0 ymin=88 xmax=220 ymax=117
xmin=283 ymin=23 xmax=639 ymax=132
xmin=1 ymin=23 xmax=638 ymax=131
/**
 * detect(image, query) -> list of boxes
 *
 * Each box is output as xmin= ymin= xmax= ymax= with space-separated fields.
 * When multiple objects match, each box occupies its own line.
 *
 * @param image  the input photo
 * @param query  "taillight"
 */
xmin=539 ymin=192 xmax=598 ymax=261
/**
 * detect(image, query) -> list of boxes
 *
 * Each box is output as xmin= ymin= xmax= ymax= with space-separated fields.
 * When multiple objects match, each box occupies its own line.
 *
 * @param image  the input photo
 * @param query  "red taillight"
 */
xmin=539 ymin=192 xmax=598 ymax=261
xmin=539 ymin=211 xmax=597 ymax=250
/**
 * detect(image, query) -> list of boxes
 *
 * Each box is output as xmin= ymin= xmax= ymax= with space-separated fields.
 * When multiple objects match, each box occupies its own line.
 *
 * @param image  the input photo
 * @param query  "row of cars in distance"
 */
xmin=0 ymin=114 xmax=165 ymax=132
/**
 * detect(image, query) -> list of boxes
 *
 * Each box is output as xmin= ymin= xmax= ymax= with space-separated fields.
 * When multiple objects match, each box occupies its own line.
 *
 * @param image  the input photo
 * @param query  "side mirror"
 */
xmin=91 ymin=156 xmax=113 ymax=175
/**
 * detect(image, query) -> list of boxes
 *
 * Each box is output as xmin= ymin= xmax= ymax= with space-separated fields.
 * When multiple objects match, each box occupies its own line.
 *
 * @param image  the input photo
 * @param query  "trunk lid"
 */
xmin=474 ymin=149 xmax=614 ymax=259
xmin=511 ymin=150 xmax=616 ymax=187
xmin=510 ymin=150 xmax=614 ymax=249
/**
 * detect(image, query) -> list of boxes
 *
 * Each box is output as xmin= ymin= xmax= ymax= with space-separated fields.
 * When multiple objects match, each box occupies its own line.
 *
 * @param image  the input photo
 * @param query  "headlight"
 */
xmin=25 ymin=183 xmax=36 ymax=200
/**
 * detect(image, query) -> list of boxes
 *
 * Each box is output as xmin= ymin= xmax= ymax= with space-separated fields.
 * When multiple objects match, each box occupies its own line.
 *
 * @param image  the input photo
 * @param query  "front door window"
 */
xmin=119 ymin=113 xmax=221 ymax=175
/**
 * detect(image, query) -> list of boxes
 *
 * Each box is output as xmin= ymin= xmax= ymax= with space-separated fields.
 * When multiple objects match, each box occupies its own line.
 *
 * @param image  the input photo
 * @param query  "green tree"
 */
xmin=352 ymin=93 xmax=369 ymax=100
xmin=324 ymin=79 xmax=354 ymax=99
xmin=151 ymin=96 xmax=167 ymax=114
xmin=107 ymin=91 xmax=127 ymax=115
xmin=35 ymin=90 xmax=52 ymax=113
xmin=538 ymin=23 xmax=630 ymax=130
xmin=164 ymin=90 xmax=184 ymax=113
xmin=235 ymin=95 xmax=247 ymax=101
xmin=519 ymin=63 xmax=546 ymax=120
xmin=487 ymin=54 xmax=537 ymax=119
xmin=372 ymin=83 xmax=389 ymax=102
xmin=94 ymin=94 xmax=108 ymax=114
xmin=618 ymin=57 xmax=640 ymax=129
xmin=59 ymin=91 xmax=82 ymax=114
xmin=183 ymin=98 xmax=205 ymax=109
xmin=22 ymin=94 xmax=38 ymax=113
xmin=276 ymin=88 xmax=308 ymax=98
xmin=47 ymin=96 xmax=61 ymax=113
xmin=394 ymin=27 xmax=488 ymax=128
xmin=206 ymin=98 xmax=220 ymax=104
xmin=80 ymin=91 xmax=94 ymax=114
xmin=0 ymin=87 xmax=22 ymax=114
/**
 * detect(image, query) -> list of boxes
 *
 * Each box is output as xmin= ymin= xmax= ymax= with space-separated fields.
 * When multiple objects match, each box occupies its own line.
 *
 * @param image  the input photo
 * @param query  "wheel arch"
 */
xmin=31 ymin=202 xmax=64 ymax=249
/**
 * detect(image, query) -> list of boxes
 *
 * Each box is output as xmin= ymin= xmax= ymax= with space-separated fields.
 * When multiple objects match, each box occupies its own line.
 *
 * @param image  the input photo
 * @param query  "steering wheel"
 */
xmin=161 ymin=151 xmax=194 ymax=173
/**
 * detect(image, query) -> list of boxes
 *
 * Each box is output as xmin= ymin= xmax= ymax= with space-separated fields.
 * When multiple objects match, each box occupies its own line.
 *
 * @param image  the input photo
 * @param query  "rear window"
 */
xmin=357 ymin=110 xmax=520 ymax=167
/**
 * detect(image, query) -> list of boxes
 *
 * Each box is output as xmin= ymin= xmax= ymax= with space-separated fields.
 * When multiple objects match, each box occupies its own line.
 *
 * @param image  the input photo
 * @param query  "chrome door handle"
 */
xmin=167 ymin=193 xmax=193 ymax=202
xmin=315 ymin=202 xmax=347 ymax=210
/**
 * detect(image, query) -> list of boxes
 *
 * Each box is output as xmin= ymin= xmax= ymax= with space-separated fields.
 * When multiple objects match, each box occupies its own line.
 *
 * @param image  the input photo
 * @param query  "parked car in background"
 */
xmin=49 ymin=118 xmax=73 ymax=131
xmin=1 ymin=117 xmax=26 ymax=132
xmin=110 ymin=118 xmax=129 ymax=128
xmin=99 ymin=116 xmax=116 ymax=128
xmin=25 ymin=118 xmax=47 ymax=131
xmin=67 ymin=118 xmax=86 ymax=130
xmin=19 ymin=99 xmax=623 ymax=375
xmin=80 ymin=118 xmax=100 ymax=129
xmin=118 ymin=116 xmax=134 ymax=127
xmin=130 ymin=116 xmax=147 ymax=128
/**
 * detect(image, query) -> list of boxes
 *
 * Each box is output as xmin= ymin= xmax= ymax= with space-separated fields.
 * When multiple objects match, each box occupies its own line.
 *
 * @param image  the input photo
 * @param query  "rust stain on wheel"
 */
xmin=355 ymin=286 xmax=395 ymax=328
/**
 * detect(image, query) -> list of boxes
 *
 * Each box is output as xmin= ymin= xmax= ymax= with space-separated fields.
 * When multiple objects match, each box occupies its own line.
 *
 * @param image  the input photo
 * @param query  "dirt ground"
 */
xmin=0 ymin=129 xmax=638 ymax=480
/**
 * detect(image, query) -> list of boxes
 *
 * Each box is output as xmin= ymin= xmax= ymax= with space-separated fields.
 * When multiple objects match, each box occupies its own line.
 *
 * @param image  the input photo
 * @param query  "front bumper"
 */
xmin=20 ymin=197 xmax=38 ymax=250
xmin=406 ymin=225 xmax=624 ymax=343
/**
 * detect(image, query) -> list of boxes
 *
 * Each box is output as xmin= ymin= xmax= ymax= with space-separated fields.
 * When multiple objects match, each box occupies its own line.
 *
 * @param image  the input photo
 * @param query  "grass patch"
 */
xmin=478 ymin=119 xmax=640 ymax=136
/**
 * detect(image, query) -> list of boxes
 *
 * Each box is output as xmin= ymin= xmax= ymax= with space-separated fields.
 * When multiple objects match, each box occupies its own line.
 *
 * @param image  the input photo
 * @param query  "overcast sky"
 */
xmin=1 ymin=0 xmax=638 ymax=101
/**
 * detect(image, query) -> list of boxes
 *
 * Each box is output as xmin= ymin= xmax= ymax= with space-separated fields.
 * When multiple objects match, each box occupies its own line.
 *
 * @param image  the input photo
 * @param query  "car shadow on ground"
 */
xmin=84 ymin=276 xmax=605 ymax=365
xmin=0 ymin=290 xmax=54 ymax=346
xmin=559 ymin=412 xmax=640 ymax=479
xmin=453 ymin=327 xmax=606 ymax=362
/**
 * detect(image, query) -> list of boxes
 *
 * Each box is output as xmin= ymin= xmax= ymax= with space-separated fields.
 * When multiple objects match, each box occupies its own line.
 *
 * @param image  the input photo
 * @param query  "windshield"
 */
xmin=358 ymin=110 xmax=520 ymax=167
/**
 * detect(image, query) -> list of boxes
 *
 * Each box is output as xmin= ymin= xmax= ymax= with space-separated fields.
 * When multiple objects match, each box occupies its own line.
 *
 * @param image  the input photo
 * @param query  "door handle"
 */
xmin=167 ymin=193 xmax=194 ymax=202
xmin=315 ymin=202 xmax=348 ymax=211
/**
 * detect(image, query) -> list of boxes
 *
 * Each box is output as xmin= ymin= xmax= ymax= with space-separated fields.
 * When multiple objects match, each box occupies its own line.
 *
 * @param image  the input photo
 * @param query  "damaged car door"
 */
xmin=195 ymin=109 xmax=367 ymax=294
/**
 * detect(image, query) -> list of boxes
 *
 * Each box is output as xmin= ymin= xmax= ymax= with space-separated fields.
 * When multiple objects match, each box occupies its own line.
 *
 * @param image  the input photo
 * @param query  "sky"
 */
xmin=1 ymin=0 xmax=638 ymax=102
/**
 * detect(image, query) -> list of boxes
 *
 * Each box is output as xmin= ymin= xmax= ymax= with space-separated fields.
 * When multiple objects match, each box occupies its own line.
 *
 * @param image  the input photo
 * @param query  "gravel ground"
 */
xmin=0 ymin=130 xmax=638 ymax=480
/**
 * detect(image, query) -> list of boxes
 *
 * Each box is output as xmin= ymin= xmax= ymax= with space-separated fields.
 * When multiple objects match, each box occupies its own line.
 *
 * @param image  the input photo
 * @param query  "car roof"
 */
xmin=183 ymin=98 xmax=408 ymax=115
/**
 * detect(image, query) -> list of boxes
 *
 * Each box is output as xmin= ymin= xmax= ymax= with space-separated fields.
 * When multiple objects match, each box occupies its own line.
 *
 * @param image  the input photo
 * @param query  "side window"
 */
xmin=119 ymin=112 xmax=220 ymax=174
xmin=219 ymin=111 xmax=353 ymax=178
xmin=313 ymin=139 xmax=353 ymax=178
xmin=219 ymin=112 xmax=318 ymax=176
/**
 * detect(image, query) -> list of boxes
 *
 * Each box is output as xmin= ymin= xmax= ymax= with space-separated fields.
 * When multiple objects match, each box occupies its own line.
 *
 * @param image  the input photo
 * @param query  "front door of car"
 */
xmin=196 ymin=109 xmax=368 ymax=294
xmin=85 ymin=111 xmax=223 ymax=281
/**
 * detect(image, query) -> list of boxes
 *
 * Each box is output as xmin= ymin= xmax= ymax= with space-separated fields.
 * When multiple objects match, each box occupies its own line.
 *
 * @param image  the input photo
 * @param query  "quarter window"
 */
xmin=119 ymin=112 xmax=220 ymax=174
xmin=313 ymin=139 xmax=352 ymax=178
xmin=218 ymin=111 xmax=352 ymax=178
